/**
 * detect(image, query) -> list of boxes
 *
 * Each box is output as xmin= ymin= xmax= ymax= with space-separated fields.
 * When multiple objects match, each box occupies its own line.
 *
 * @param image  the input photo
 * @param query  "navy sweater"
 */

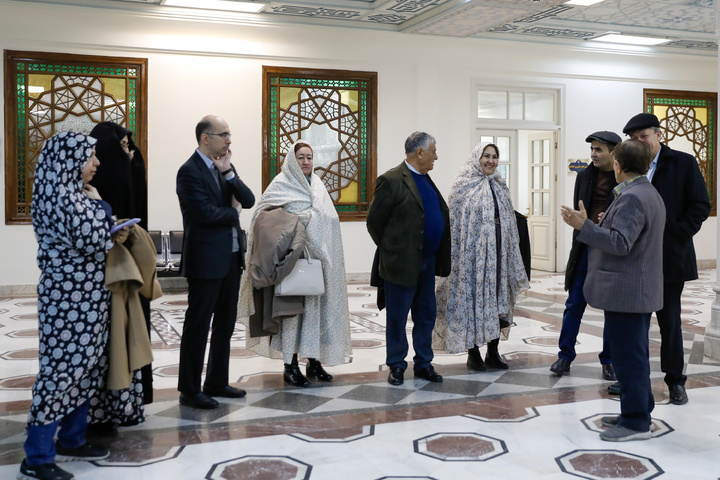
xmin=411 ymin=172 xmax=443 ymax=257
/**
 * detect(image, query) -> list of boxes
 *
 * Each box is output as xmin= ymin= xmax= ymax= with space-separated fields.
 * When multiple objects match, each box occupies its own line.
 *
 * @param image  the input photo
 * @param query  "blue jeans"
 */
xmin=384 ymin=256 xmax=436 ymax=372
xmin=558 ymin=248 xmax=612 ymax=365
xmin=24 ymin=399 xmax=89 ymax=465
xmin=604 ymin=311 xmax=655 ymax=432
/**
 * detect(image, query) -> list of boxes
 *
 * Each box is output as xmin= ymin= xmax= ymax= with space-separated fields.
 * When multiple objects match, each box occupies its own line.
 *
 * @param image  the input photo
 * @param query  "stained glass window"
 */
xmin=4 ymin=51 xmax=148 ymax=224
xmin=263 ymin=67 xmax=377 ymax=221
xmin=645 ymin=89 xmax=717 ymax=216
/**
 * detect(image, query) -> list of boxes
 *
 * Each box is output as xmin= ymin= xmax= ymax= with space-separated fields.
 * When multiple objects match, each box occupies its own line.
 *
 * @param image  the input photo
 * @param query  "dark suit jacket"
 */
xmin=651 ymin=144 xmax=710 ymax=283
xmin=366 ymin=161 xmax=451 ymax=288
xmin=579 ymin=177 xmax=665 ymax=313
xmin=176 ymin=151 xmax=255 ymax=279
xmin=564 ymin=164 xmax=617 ymax=290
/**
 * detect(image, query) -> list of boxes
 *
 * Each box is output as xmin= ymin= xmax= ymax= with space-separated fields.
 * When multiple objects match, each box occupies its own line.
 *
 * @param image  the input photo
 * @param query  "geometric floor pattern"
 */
xmin=1 ymin=268 xmax=719 ymax=479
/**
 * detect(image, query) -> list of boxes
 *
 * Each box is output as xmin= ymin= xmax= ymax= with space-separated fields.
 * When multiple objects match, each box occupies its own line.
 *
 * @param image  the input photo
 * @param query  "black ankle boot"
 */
xmin=485 ymin=339 xmax=508 ymax=370
xmin=306 ymin=358 xmax=333 ymax=382
xmin=284 ymin=354 xmax=310 ymax=387
xmin=467 ymin=346 xmax=486 ymax=371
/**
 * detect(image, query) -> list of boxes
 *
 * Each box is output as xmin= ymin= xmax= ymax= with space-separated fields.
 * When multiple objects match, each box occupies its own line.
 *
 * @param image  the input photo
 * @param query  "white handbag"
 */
xmin=275 ymin=247 xmax=325 ymax=296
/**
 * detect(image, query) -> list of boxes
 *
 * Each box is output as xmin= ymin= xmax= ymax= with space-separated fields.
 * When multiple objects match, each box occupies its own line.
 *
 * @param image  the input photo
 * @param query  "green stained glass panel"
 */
xmin=264 ymin=67 xmax=376 ymax=220
xmin=645 ymin=89 xmax=717 ymax=215
xmin=5 ymin=51 xmax=147 ymax=224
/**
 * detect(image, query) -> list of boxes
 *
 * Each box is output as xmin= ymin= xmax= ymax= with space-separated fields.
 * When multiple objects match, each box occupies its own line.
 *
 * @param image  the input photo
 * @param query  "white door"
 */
xmin=527 ymin=132 xmax=556 ymax=272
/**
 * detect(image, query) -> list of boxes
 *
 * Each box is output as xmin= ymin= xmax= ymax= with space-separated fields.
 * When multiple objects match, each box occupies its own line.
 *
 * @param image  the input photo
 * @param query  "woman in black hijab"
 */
xmin=88 ymin=122 xmax=153 ymax=433
xmin=89 ymin=122 xmax=148 ymax=229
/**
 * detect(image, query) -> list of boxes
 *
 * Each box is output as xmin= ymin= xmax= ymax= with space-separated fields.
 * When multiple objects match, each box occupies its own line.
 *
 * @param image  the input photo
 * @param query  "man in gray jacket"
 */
xmin=561 ymin=139 xmax=665 ymax=442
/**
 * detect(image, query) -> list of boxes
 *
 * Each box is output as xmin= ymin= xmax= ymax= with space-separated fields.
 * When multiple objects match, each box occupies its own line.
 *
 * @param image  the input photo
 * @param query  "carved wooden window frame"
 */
xmin=4 ymin=50 xmax=148 ymax=224
xmin=262 ymin=66 xmax=377 ymax=221
xmin=644 ymin=88 xmax=717 ymax=216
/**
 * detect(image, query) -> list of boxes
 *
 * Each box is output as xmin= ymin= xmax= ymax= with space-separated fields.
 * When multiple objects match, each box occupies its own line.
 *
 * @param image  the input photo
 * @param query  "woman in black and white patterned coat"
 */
xmin=19 ymin=132 xmax=129 ymax=480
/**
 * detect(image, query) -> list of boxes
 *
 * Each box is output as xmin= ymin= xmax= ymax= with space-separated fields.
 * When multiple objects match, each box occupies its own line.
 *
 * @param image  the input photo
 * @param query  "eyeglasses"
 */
xmin=120 ymin=141 xmax=129 ymax=148
xmin=206 ymin=132 xmax=232 ymax=139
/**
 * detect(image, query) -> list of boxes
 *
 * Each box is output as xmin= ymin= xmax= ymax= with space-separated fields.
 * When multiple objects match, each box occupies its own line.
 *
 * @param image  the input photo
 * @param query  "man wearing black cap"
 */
xmin=551 ymin=131 xmax=621 ymax=381
xmin=622 ymin=112 xmax=710 ymax=405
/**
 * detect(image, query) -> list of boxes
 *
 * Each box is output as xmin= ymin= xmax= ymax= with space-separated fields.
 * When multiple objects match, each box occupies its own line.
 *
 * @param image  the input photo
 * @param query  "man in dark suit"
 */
xmin=366 ymin=132 xmax=451 ymax=386
xmin=622 ymin=113 xmax=710 ymax=405
xmin=562 ymin=139 xmax=665 ymax=442
xmin=176 ymin=115 xmax=255 ymax=409
xmin=551 ymin=131 xmax=620 ymax=382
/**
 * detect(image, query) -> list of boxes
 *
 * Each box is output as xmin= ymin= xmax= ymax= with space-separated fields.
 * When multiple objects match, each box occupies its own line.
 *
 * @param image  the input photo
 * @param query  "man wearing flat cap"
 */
xmin=551 ymin=131 xmax=620 ymax=381
xmin=622 ymin=112 xmax=710 ymax=405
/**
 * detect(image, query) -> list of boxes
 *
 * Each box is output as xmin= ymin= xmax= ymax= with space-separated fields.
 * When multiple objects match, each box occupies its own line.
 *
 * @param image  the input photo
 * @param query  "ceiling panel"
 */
xmin=16 ymin=0 xmax=720 ymax=52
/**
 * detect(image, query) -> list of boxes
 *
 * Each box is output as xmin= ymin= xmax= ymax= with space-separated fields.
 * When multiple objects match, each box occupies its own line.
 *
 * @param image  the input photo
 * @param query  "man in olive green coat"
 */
xmin=367 ymin=132 xmax=451 ymax=386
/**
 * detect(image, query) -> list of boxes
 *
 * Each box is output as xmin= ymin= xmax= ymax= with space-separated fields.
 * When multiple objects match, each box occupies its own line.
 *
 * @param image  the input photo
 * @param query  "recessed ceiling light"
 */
xmin=565 ymin=0 xmax=605 ymax=6
xmin=590 ymin=33 xmax=672 ymax=46
xmin=163 ymin=0 xmax=265 ymax=13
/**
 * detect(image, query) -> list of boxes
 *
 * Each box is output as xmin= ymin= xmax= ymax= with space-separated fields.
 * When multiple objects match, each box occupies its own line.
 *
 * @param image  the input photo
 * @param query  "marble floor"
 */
xmin=1 ymin=268 xmax=719 ymax=480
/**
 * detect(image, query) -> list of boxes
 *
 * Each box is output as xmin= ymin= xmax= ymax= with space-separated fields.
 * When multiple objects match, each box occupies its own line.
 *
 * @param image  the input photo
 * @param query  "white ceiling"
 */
xmin=19 ymin=0 xmax=719 ymax=52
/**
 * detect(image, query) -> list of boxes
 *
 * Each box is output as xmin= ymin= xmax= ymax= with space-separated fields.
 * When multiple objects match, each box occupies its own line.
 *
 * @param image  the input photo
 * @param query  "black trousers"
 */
xmin=178 ymin=252 xmax=242 ymax=395
xmin=656 ymin=281 xmax=686 ymax=387
xmin=605 ymin=311 xmax=654 ymax=432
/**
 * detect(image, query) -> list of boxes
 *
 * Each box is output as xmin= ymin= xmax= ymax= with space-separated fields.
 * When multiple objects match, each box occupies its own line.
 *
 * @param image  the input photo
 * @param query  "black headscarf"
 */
xmin=89 ymin=122 xmax=148 ymax=230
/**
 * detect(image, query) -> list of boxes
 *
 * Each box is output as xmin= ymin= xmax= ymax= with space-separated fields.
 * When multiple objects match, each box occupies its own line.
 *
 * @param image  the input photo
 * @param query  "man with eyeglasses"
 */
xmin=618 ymin=113 xmax=710 ymax=406
xmin=176 ymin=115 xmax=255 ymax=409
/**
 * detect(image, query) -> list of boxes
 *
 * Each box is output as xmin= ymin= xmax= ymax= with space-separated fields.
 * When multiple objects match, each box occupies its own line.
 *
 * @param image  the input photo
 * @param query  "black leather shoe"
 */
xmin=669 ymin=384 xmax=688 ymax=405
xmin=550 ymin=358 xmax=571 ymax=376
xmin=306 ymin=358 xmax=333 ymax=382
xmin=284 ymin=364 xmax=310 ymax=387
xmin=415 ymin=366 xmax=443 ymax=383
xmin=180 ymin=392 xmax=219 ymax=409
xmin=607 ymin=382 xmax=622 ymax=395
xmin=388 ymin=367 xmax=404 ymax=386
xmin=203 ymin=385 xmax=247 ymax=398
xmin=467 ymin=347 xmax=487 ymax=371
xmin=601 ymin=364 xmax=617 ymax=381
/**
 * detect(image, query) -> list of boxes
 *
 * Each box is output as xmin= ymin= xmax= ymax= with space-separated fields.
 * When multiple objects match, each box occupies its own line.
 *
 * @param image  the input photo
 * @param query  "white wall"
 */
xmin=0 ymin=1 xmax=717 ymax=287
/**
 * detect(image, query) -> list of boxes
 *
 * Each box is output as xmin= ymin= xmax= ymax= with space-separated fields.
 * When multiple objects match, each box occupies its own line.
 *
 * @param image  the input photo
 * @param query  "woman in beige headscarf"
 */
xmin=238 ymin=140 xmax=351 ymax=386
xmin=433 ymin=142 xmax=529 ymax=370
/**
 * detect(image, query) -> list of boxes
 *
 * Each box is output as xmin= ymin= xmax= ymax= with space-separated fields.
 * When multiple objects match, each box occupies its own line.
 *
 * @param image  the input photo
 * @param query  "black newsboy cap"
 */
xmin=623 ymin=113 xmax=660 ymax=134
xmin=585 ymin=131 xmax=622 ymax=146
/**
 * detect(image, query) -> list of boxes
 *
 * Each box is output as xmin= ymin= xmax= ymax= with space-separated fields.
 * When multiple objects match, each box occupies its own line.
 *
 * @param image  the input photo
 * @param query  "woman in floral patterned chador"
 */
xmin=19 ymin=132 xmax=129 ymax=480
xmin=239 ymin=140 xmax=351 ymax=387
xmin=433 ymin=142 xmax=529 ymax=371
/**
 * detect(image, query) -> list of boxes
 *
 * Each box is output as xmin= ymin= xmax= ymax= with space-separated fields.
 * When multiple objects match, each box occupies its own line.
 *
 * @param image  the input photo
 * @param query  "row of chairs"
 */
xmin=148 ymin=230 xmax=183 ymax=275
